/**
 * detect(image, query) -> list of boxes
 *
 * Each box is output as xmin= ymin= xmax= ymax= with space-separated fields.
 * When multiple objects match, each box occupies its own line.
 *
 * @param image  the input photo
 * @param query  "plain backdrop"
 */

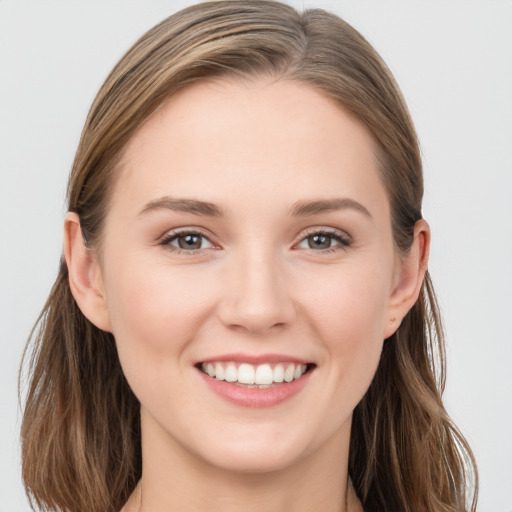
xmin=1 ymin=1 xmax=511 ymax=511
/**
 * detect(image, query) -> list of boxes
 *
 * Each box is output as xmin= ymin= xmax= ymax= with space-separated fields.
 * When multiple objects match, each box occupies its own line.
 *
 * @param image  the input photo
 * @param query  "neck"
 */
xmin=122 ymin=412 xmax=362 ymax=512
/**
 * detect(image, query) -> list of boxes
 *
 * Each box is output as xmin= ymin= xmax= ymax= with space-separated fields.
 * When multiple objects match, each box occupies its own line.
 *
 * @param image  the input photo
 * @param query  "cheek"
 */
xmin=305 ymin=261 xmax=391 ymax=339
xmin=102 ymin=256 xmax=217 ymax=381
xmin=300 ymin=260 xmax=391 ymax=385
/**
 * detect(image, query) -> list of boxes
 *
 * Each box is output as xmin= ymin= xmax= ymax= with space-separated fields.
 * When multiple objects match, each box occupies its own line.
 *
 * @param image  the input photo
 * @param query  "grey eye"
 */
xmin=296 ymin=229 xmax=352 ymax=252
xmin=165 ymin=232 xmax=214 ymax=251
xmin=306 ymin=234 xmax=334 ymax=250
xmin=298 ymin=233 xmax=343 ymax=250
xmin=177 ymin=234 xmax=203 ymax=250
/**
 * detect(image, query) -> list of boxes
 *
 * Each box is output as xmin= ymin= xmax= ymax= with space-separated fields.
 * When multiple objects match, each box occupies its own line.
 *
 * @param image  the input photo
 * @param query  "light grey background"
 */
xmin=1 ymin=1 xmax=511 ymax=511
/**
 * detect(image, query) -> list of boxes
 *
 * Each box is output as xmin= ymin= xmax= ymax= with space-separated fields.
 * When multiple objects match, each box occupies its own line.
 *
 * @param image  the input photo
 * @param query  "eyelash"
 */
xmin=158 ymin=228 xmax=352 ymax=255
xmin=298 ymin=227 xmax=353 ymax=254
xmin=159 ymin=230 xmax=214 ymax=255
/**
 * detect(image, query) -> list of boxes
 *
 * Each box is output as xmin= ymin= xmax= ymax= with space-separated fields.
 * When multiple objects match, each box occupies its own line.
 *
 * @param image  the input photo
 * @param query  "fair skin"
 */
xmin=64 ymin=78 xmax=429 ymax=512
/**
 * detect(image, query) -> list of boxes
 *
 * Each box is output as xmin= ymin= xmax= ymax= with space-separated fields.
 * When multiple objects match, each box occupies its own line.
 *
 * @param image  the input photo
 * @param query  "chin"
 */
xmin=200 ymin=442 xmax=305 ymax=475
xmin=186 ymin=422 xmax=327 ymax=476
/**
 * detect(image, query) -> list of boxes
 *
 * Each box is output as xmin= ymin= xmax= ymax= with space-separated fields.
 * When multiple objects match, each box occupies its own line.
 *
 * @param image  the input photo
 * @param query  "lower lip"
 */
xmin=197 ymin=368 xmax=312 ymax=408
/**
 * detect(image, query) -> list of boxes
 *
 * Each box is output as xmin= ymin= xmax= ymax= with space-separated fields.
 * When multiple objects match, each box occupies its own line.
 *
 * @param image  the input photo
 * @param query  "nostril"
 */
xmin=216 ymin=280 xmax=296 ymax=334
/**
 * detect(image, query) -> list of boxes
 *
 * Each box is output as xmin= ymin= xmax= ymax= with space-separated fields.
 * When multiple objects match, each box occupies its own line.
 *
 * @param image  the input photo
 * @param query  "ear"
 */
xmin=63 ymin=212 xmax=112 ymax=332
xmin=383 ymin=219 xmax=430 ymax=339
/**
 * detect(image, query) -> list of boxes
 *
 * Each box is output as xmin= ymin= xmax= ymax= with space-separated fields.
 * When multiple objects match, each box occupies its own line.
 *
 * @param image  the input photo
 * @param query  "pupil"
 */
xmin=179 ymin=234 xmax=201 ymax=250
xmin=309 ymin=234 xmax=331 ymax=249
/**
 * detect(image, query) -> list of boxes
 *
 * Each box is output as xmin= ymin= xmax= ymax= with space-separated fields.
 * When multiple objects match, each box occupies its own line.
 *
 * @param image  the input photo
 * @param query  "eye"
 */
xmin=160 ymin=230 xmax=214 ymax=253
xmin=296 ymin=229 xmax=352 ymax=252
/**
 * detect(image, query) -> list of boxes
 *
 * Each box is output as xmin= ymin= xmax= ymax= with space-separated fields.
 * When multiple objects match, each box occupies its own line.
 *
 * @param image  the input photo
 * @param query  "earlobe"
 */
xmin=63 ymin=212 xmax=112 ymax=332
xmin=384 ymin=220 xmax=430 ymax=339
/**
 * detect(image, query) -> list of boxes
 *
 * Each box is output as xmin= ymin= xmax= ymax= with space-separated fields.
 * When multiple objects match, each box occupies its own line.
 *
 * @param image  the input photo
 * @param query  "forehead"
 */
xmin=112 ymin=77 xmax=387 ymax=217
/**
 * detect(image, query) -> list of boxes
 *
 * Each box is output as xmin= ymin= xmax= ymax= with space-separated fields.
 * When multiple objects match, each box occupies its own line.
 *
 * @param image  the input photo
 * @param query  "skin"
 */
xmin=64 ymin=77 xmax=429 ymax=512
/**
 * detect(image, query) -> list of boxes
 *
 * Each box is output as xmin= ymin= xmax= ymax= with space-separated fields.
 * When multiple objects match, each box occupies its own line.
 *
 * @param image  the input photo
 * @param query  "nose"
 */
xmin=217 ymin=245 xmax=296 ymax=334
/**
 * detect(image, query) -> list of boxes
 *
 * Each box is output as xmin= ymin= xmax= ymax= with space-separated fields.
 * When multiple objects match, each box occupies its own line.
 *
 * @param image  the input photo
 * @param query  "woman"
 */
xmin=20 ymin=1 xmax=478 ymax=511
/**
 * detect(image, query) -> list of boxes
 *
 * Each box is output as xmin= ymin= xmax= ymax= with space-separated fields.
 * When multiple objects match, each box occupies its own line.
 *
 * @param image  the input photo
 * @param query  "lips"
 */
xmin=196 ymin=355 xmax=315 ymax=407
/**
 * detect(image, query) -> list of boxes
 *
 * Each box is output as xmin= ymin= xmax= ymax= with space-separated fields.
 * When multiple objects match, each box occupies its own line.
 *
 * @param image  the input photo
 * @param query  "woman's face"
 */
xmin=93 ymin=78 xmax=407 ymax=473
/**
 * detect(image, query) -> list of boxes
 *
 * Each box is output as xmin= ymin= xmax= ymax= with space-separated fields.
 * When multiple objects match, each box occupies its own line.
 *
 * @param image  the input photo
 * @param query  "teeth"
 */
xmin=293 ymin=365 xmax=303 ymax=380
xmin=273 ymin=364 xmax=284 ymax=383
xmin=255 ymin=364 xmax=273 ymax=385
xmin=201 ymin=361 xmax=308 ymax=385
xmin=284 ymin=364 xmax=295 ymax=383
xmin=238 ymin=363 xmax=255 ymax=384
xmin=215 ymin=362 xmax=225 ymax=381
xmin=225 ymin=363 xmax=237 ymax=382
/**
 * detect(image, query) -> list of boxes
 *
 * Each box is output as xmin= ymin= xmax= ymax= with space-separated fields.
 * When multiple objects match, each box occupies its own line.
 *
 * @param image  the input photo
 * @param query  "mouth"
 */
xmin=196 ymin=361 xmax=316 ymax=389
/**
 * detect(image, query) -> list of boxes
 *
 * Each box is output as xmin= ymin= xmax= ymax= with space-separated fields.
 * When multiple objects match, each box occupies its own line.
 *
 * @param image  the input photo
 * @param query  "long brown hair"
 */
xmin=20 ymin=2 xmax=478 ymax=511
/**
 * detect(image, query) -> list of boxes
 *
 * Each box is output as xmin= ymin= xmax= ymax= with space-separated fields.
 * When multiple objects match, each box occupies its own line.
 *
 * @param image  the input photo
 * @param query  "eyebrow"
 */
xmin=138 ymin=196 xmax=371 ymax=219
xmin=289 ymin=198 xmax=372 ymax=218
xmin=138 ymin=197 xmax=225 ymax=217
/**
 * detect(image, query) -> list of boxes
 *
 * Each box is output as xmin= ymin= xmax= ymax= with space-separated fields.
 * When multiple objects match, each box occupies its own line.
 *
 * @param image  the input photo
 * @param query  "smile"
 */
xmin=196 ymin=357 xmax=315 ymax=408
xmin=200 ymin=361 xmax=309 ymax=388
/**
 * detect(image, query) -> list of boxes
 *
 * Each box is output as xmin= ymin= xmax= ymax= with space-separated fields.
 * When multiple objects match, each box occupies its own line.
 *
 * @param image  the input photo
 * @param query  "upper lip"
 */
xmin=197 ymin=353 xmax=313 ymax=365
